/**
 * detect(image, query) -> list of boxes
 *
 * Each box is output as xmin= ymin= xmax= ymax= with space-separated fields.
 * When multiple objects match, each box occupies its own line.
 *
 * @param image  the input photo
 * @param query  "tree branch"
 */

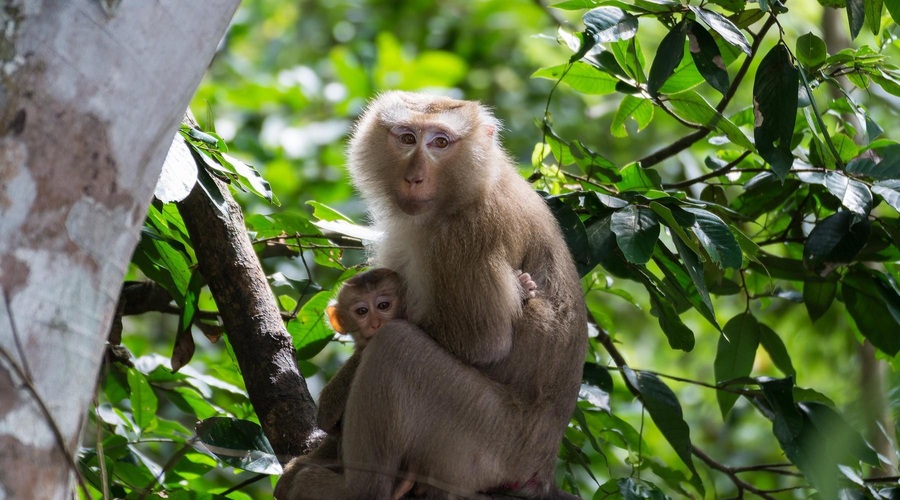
xmin=177 ymin=172 xmax=321 ymax=459
xmin=636 ymin=15 xmax=778 ymax=169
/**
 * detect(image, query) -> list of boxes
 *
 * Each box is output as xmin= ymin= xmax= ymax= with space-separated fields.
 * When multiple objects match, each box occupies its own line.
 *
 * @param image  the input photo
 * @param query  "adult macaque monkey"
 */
xmin=276 ymin=92 xmax=586 ymax=499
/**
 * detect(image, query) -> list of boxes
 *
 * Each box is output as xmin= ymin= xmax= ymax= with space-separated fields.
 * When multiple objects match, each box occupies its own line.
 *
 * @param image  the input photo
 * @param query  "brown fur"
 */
xmin=275 ymin=92 xmax=587 ymax=499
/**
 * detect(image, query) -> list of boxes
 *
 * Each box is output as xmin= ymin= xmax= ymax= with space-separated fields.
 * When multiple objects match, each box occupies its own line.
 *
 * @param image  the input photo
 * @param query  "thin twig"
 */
xmin=662 ymin=151 xmax=752 ymax=189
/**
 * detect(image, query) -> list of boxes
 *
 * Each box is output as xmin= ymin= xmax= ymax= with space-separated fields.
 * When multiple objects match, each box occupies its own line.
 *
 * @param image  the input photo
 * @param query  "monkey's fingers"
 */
xmin=516 ymin=271 xmax=538 ymax=299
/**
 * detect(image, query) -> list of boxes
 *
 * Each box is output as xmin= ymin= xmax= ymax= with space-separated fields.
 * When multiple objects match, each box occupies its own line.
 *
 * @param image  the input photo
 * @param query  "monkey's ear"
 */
xmin=326 ymin=305 xmax=346 ymax=333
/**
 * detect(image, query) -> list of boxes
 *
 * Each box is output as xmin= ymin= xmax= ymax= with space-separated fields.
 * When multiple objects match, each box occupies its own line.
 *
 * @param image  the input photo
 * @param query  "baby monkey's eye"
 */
xmin=398 ymin=133 xmax=416 ymax=145
xmin=354 ymin=307 xmax=369 ymax=316
xmin=377 ymin=301 xmax=391 ymax=311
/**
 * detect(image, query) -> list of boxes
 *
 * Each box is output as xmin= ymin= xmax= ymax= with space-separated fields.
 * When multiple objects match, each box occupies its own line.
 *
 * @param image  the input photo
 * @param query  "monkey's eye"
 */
xmin=376 ymin=301 xmax=391 ymax=311
xmin=398 ymin=133 xmax=416 ymax=145
xmin=354 ymin=307 xmax=369 ymax=316
xmin=430 ymin=135 xmax=450 ymax=149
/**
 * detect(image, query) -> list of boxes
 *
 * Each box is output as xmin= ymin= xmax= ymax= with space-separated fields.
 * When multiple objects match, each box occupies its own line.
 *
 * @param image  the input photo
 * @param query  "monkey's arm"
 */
xmin=428 ymin=261 xmax=522 ymax=366
xmin=316 ymin=348 xmax=364 ymax=434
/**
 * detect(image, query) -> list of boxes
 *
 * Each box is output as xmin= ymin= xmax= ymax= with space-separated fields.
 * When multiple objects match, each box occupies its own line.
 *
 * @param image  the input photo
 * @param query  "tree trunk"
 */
xmin=0 ymin=1 xmax=239 ymax=498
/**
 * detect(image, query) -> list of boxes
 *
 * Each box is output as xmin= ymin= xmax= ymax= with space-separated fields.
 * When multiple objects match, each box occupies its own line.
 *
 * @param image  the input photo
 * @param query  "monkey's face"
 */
xmin=388 ymin=124 xmax=461 ymax=215
xmin=348 ymin=92 xmax=501 ymax=218
xmin=350 ymin=293 xmax=399 ymax=343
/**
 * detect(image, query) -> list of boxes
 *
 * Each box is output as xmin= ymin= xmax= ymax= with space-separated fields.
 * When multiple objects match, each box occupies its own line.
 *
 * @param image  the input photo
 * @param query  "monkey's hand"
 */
xmin=516 ymin=270 xmax=537 ymax=301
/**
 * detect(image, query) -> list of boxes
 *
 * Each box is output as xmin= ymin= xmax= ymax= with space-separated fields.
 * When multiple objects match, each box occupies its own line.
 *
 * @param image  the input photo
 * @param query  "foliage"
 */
xmin=83 ymin=0 xmax=900 ymax=499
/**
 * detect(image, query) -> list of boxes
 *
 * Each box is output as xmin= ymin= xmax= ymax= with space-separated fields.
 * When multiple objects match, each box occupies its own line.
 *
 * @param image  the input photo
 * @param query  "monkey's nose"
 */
xmin=404 ymin=175 xmax=423 ymax=186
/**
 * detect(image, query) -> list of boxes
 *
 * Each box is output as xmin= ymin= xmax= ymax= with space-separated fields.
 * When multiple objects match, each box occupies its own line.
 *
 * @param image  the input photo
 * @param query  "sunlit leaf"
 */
xmin=289 ymin=291 xmax=335 ymax=359
xmin=873 ymin=180 xmax=900 ymax=212
xmin=683 ymin=207 xmax=742 ymax=269
xmin=667 ymin=91 xmax=753 ymax=149
xmin=796 ymin=32 xmax=827 ymax=70
xmin=195 ymin=417 xmax=282 ymax=475
xmin=128 ymin=368 xmax=159 ymax=431
xmin=824 ymin=171 xmax=873 ymax=215
xmin=611 ymin=95 xmax=654 ymax=137
xmin=583 ymin=7 xmax=639 ymax=42
xmin=689 ymin=6 xmax=751 ymax=54
xmin=617 ymin=164 xmax=663 ymax=191
xmin=156 ymin=135 xmax=198 ymax=203
xmin=532 ymin=62 xmax=619 ymax=94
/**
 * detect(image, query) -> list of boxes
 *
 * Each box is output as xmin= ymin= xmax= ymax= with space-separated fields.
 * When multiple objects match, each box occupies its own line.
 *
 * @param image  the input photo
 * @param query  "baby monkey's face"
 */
xmin=349 ymin=292 xmax=400 ymax=343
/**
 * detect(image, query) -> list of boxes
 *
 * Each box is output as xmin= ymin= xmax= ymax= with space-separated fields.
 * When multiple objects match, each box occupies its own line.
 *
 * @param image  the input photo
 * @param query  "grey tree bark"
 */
xmin=0 ymin=1 xmax=239 ymax=498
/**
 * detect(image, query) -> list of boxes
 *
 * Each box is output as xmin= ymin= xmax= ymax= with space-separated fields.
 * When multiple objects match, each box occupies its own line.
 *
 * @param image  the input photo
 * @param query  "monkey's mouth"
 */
xmin=397 ymin=197 xmax=433 ymax=215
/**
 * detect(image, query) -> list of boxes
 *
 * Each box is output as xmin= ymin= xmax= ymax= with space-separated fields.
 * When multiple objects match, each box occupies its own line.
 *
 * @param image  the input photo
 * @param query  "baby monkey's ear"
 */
xmin=325 ymin=305 xmax=346 ymax=333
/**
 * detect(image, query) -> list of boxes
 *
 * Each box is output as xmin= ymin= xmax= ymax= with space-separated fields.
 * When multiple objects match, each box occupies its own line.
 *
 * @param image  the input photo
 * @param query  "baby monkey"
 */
xmin=297 ymin=267 xmax=536 ymax=499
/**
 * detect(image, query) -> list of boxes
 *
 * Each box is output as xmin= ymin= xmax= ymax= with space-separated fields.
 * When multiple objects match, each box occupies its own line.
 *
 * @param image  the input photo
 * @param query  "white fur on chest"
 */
xmin=373 ymin=219 xmax=433 ymax=323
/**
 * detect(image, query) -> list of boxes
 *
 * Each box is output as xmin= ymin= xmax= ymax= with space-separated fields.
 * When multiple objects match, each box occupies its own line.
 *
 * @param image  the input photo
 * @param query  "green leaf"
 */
xmin=216 ymin=152 xmax=279 ymax=205
xmin=648 ymin=20 xmax=687 ymax=97
xmin=847 ymin=0 xmax=865 ymax=39
xmin=887 ymin=0 xmax=900 ymax=23
xmin=195 ymin=417 xmax=282 ymax=474
xmin=630 ymin=369 xmax=698 ymax=475
xmin=873 ymin=180 xmax=900 ymax=212
xmin=759 ymin=324 xmax=796 ymax=376
xmin=289 ymin=291 xmax=335 ymax=359
xmin=307 ymin=200 xmax=353 ymax=222
xmin=611 ymin=205 xmax=660 ymax=264
xmin=583 ymin=362 xmax=614 ymax=393
xmin=801 ymin=402 xmax=879 ymax=466
xmin=649 ymin=202 xmax=701 ymax=255
xmin=647 ymin=284 xmax=697 ymax=351
xmin=689 ymin=6 xmax=751 ymax=55
xmin=246 ymin=212 xmax=320 ymax=239
xmin=548 ymin=197 xmax=593 ymax=276
xmin=759 ymin=377 xmax=802 ymax=445
xmin=617 ymin=164 xmax=663 ymax=191
xmin=848 ymin=152 xmax=900 ymax=179
xmin=842 ymin=269 xmax=900 ymax=356
xmin=683 ymin=207 xmax=742 ymax=269
xmin=533 ymin=62 xmax=619 ymax=95
xmin=824 ymin=171 xmax=873 ymax=215
xmin=753 ymin=44 xmax=799 ymax=179
xmin=585 ymin=213 xmax=618 ymax=271
xmin=686 ymin=21 xmax=730 ymax=94
xmin=128 ymin=368 xmax=158 ymax=431
xmin=803 ymin=211 xmax=871 ymax=272
xmin=715 ymin=312 xmax=760 ymax=417
xmin=667 ymin=91 xmax=753 ymax=149
xmin=611 ymin=95 xmax=654 ymax=137
xmin=866 ymin=0 xmax=884 ymax=35
xmin=803 ymin=279 xmax=836 ymax=323
xmin=796 ymin=32 xmax=827 ymax=70
xmin=583 ymin=7 xmax=639 ymax=42
xmin=671 ymin=237 xmax=718 ymax=329
xmin=732 ymin=173 xmax=799 ymax=218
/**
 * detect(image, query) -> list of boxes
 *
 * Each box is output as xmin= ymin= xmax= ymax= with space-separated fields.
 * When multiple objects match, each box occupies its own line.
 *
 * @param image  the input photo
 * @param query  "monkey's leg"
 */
xmin=342 ymin=321 xmax=524 ymax=498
